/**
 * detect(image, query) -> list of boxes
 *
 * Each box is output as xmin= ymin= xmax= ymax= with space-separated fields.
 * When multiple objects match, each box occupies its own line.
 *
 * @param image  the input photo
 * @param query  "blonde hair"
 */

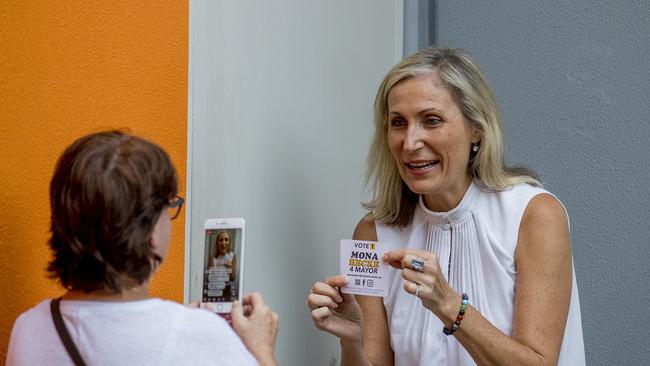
xmin=215 ymin=230 xmax=232 ymax=256
xmin=364 ymin=47 xmax=540 ymax=226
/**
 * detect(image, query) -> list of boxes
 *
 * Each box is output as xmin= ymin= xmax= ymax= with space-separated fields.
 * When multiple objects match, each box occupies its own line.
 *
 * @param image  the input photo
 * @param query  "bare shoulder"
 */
xmin=353 ymin=213 xmax=377 ymax=241
xmin=517 ymin=193 xmax=571 ymax=259
xmin=522 ymin=193 xmax=568 ymax=226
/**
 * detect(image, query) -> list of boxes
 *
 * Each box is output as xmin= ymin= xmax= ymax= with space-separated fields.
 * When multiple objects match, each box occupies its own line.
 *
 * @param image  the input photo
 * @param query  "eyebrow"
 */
xmin=388 ymin=108 xmax=444 ymax=116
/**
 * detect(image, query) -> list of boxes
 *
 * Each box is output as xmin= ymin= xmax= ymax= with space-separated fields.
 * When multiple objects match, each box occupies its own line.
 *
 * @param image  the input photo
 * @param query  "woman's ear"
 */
xmin=471 ymin=126 xmax=482 ymax=144
xmin=149 ymin=212 xmax=172 ymax=264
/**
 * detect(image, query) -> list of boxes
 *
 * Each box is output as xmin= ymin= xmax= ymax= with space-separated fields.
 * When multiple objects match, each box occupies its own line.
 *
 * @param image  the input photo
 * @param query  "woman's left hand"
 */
xmin=383 ymin=248 xmax=459 ymax=318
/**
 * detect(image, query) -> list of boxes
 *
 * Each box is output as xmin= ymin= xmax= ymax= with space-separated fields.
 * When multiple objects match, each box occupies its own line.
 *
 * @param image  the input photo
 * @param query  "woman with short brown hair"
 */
xmin=7 ymin=130 xmax=278 ymax=366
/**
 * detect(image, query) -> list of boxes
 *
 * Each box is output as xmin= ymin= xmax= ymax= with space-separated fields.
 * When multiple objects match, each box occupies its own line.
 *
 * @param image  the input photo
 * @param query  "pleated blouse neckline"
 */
xmin=418 ymin=180 xmax=481 ymax=226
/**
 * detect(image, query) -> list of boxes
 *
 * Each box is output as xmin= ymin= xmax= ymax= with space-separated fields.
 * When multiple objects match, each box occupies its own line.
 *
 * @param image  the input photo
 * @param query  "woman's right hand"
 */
xmin=307 ymin=275 xmax=363 ymax=343
xmin=231 ymin=293 xmax=279 ymax=366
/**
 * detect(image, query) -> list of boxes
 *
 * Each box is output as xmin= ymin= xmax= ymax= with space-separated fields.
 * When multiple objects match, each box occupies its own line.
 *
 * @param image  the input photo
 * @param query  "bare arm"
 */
xmin=450 ymin=193 xmax=573 ymax=365
xmin=308 ymin=215 xmax=394 ymax=366
xmin=346 ymin=215 xmax=394 ymax=366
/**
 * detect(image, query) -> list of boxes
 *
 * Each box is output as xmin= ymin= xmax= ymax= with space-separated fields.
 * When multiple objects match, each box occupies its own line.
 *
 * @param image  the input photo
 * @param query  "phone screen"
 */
xmin=202 ymin=228 xmax=242 ymax=303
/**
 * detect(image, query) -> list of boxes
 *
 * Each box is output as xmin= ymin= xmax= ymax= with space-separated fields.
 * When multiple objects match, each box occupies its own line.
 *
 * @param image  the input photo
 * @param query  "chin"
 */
xmin=403 ymin=181 xmax=439 ymax=196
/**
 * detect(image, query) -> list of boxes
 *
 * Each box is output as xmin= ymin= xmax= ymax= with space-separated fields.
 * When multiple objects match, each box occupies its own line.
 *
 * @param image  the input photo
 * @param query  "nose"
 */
xmin=403 ymin=123 xmax=424 ymax=152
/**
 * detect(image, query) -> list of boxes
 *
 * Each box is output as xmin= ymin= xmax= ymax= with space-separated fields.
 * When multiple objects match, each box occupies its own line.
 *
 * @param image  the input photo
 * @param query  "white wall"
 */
xmin=186 ymin=1 xmax=402 ymax=364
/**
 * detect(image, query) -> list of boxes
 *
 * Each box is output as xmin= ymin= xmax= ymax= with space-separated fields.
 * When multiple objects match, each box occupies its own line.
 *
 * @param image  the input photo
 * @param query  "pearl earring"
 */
xmin=472 ymin=144 xmax=479 ymax=153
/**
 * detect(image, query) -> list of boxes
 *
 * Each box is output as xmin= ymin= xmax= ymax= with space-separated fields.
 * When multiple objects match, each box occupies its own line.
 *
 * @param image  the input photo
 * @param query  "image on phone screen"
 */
xmin=202 ymin=228 xmax=242 ymax=303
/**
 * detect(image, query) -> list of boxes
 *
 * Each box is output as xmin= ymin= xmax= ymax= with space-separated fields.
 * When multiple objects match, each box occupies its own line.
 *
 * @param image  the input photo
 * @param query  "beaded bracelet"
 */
xmin=442 ymin=293 xmax=469 ymax=335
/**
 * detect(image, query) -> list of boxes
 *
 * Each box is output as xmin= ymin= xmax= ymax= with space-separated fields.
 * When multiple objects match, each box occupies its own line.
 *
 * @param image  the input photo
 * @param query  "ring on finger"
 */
xmin=411 ymin=257 xmax=425 ymax=272
xmin=308 ymin=303 xmax=319 ymax=311
xmin=413 ymin=283 xmax=422 ymax=297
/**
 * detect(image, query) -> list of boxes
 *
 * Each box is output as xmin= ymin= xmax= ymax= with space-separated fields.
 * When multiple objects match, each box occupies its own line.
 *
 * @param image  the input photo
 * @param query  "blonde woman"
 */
xmin=307 ymin=47 xmax=584 ymax=365
xmin=212 ymin=230 xmax=238 ymax=282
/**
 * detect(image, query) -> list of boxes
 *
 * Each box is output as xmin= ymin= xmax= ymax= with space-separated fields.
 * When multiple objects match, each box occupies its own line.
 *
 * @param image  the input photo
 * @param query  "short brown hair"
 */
xmin=47 ymin=130 xmax=178 ymax=293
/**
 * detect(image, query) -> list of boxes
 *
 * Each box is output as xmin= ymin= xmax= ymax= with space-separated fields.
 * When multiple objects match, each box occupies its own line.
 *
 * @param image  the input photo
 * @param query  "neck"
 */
xmin=63 ymin=282 xmax=150 ymax=302
xmin=423 ymin=176 xmax=473 ymax=212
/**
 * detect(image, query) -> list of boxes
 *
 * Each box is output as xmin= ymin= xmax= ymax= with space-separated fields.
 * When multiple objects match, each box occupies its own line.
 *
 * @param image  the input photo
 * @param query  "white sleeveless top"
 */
xmin=213 ymin=252 xmax=234 ymax=267
xmin=377 ymin=181 xmax=585 ymax=365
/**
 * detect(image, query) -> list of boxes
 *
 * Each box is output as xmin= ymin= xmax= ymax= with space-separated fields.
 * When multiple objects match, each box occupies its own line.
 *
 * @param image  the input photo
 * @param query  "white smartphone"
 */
xmin=202 ymin=218 xmax=245 ymax=313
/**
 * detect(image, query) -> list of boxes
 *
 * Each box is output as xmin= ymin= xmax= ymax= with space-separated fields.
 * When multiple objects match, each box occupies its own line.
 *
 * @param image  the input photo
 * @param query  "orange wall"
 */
xmin=0 ymin=1 xmax=188 ymax=359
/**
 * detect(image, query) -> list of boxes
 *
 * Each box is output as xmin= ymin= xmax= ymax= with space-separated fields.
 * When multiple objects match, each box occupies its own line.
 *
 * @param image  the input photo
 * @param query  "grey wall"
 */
xmin=435 ymin=1 xmax=650 ymax=364
xmin=403 ymin=0 xmax=435 ymax=55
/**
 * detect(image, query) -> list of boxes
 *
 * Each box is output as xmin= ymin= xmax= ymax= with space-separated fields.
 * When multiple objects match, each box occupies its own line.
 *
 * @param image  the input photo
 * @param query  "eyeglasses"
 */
xmin=167 ymin=196 xmax=185 ymax=220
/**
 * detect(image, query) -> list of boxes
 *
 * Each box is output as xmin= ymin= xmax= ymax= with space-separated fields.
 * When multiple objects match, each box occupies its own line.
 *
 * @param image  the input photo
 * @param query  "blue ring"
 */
xmin=411 ymin=257 xmax=425 ymax=272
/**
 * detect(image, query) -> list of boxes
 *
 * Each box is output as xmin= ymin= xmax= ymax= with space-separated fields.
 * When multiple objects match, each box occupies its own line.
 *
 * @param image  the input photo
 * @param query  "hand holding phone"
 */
xmin=232 ymin=293 xmax=279 ymax=366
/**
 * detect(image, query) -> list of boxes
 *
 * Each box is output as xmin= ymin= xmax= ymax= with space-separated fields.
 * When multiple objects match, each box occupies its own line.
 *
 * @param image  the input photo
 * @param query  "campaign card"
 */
xmin=340 ymin=239 xmax=389 ymax=297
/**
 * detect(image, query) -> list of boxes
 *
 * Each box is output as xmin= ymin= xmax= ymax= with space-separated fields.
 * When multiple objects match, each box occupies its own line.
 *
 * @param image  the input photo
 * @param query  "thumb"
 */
xmin=231 ymin=300 xmax=246 ymax=328
xmin=340 ymin=289 xmax=358 ymax=303
xmin=337 ymin=278 xmax=358 ymax=304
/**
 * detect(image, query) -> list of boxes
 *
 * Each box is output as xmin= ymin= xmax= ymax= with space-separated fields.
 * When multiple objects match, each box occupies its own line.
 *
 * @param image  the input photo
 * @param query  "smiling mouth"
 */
xmin=405 ymin=160 xmax=439 ymax=170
